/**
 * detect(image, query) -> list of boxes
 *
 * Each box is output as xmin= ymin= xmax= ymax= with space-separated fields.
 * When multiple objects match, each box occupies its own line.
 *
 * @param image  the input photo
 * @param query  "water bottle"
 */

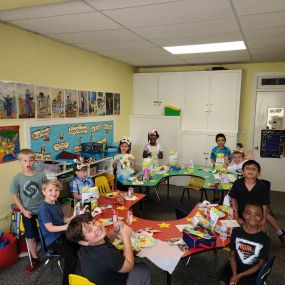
xmin=128 ymin=187 xmax=133 ymax=198
xmin=127 ymin=210 xmax=133 ymax=225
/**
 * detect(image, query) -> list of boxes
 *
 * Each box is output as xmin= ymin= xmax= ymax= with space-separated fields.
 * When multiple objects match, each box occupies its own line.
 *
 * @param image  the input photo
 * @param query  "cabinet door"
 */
xmin=158 ymin=74 xmax=185 ymax=115
xmin=183 ymin=73 xmax=210 ymax=130
xmin=133 ymin=74 xmax=159 ymax=115
xmin=208 ymin=71 xmax=241 ymax=131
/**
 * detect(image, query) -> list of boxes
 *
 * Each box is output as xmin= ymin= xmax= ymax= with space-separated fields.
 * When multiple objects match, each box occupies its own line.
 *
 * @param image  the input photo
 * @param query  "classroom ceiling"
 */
xmin=1 ymin=0 xmax=285 ymax=67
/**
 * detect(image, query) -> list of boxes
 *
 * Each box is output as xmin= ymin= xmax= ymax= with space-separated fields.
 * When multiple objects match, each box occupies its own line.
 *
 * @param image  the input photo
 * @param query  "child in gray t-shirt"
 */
xmin=10 ymin=149 xmax=46 ymax=273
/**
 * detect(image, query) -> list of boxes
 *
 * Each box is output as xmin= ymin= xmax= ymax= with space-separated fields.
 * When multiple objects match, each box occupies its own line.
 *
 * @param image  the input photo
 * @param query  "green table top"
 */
xmin=123 ymin=166 xmax=234 ymax=191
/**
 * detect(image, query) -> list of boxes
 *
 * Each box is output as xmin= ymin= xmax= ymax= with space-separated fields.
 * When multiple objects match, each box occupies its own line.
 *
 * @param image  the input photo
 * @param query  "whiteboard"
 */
xmin=130 ymin=115 xmax=181 ymax=166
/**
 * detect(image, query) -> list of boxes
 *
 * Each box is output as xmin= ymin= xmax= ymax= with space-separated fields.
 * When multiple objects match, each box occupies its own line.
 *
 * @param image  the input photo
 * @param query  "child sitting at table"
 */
xmin=38 ymin=180 xmax=79 ymax=285
xmin=70 ymin=157 xmax=94 ymax=200
xmin=229 ymin=160 xmax=285 ymax=247
xmin=227 ymin=149 xmax=253 ymax=176
xmin=143 ymin=130 xmax=163 ymax=166
xmin=66 ymin=214 xmax=150 ymax=285
xmin=219 ymin=202 xmax=270 ymax=285
xmin=113 ymin=137 xmax=134 ymax=191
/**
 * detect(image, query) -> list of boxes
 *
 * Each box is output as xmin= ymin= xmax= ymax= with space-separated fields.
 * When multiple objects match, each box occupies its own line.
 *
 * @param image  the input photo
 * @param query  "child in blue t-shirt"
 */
xmin=38 ymin=180 xmax=79 ymax=285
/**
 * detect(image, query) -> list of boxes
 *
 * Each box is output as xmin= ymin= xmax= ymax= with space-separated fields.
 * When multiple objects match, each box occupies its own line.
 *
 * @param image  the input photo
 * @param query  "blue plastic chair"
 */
xmin=256 ymin=256 xmax=276 ymax=285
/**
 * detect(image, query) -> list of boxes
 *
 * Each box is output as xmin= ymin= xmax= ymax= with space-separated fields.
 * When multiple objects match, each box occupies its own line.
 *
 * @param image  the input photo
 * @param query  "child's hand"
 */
xmin=230 ymin=274 xmax=240 ymax=284
xmin=120 ymin=224 xmax=133 ymax=239
xmin=23 ymin=209 xmax=32 ymax=218
xmin=128 ymin=156 xmax=134 ymax=161
xmin=113 ymin=221 xmax=124 ymax=234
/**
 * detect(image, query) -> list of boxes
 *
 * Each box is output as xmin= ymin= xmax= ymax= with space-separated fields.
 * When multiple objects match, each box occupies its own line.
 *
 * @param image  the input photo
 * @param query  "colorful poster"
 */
xmin=29 ymin=121 xmax=114 ymax=160
xmin=65 ymin=89 xmax=77 ymax=117
xmin=0 ymin=81 xmax=17 ymax=119
xmin=51 ymin=88 xmax=65 ymax=118
xmin=17 ymin=83 xmax=35 ymax=119
xmin=35 ymin=86 xmax=51 ymax=119
xmin=78 ymin=91 xmax=88 ymax=117
xmin=97 ymin=92 xmax=106 ymax=116
xmin=0 ymin=125 xmax=20 ymax=163
xmin=113 ymin=93 xmax=120 ymax=115
xmin=88 ymin=91 xmax=97 ymax=116
xmin=106 ymin=92 xmax=113 ymax=115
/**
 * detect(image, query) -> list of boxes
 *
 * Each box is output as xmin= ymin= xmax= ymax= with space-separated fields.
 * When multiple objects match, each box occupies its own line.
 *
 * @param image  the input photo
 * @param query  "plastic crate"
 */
xmin=164 ymin=106 xmax=181 ymax=116
xmin=34 ymin=160 xmax=66 ymax=174
xmin=81 ymin=142 xmax=104 ymax=153
xmin=104 ymin=148 xmax=118 ymax=158
xmin=0 ymin=233 xmax=18 ymax=269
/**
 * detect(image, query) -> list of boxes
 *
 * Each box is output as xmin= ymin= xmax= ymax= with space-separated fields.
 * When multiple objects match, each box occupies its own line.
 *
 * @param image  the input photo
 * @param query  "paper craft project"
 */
xmin=220 ymin=220 xmax=240 ymax=228
xmin=81 ymin=186 xmax=99 ymax=202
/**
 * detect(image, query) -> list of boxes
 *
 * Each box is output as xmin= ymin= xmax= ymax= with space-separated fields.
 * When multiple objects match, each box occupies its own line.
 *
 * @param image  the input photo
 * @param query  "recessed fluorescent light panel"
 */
xmin=164 ymin=41 xmax=246 ymax=54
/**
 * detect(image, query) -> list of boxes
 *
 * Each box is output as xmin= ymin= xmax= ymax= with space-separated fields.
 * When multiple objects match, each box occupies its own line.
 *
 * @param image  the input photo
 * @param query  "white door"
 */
xmin=253 ymin=91 xmax=285 ymax=192
xmin=133 ymin=74 xmax=159 ymax=115
xmin=183 ymin=72 xmax=209 ymax=130
xmin=158 ymin=74 xmax=185 ymax=115
xmin=208 ymin=71 xmax=241 ymax=132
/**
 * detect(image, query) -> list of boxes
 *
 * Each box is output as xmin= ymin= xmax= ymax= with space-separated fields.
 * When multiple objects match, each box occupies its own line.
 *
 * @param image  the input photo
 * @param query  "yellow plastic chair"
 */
xmin=95 ymin=176 xmax=112 ymax=196
xmin=69 ymin=274 xmax=95 ymax=285
xmin=180 ymin=176 xmax=206 ymax=204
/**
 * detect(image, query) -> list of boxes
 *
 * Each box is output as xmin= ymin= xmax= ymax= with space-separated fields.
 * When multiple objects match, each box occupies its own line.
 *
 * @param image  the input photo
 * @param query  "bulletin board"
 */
xmin=260 ymin=129 xmax=285 ymax=158
xmin=28 ymin=120 xmax=114 ymax=160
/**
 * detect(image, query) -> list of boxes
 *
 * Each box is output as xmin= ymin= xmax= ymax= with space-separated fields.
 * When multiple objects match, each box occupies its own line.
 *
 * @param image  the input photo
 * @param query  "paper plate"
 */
xmin=113 ymin=234 xmax=157 ymax=250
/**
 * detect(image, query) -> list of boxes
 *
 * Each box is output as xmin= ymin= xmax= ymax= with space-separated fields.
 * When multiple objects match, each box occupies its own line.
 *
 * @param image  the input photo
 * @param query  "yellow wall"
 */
xmin=138 ymin=62 xmax=285 ymax=150
xmin=0 ymin=23 xmax=134 ymax=231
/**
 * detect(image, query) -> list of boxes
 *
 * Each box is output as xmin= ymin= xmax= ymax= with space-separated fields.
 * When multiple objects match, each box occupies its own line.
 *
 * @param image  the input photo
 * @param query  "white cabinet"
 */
xmin=133 ymin=73 xmax=185 ymax=115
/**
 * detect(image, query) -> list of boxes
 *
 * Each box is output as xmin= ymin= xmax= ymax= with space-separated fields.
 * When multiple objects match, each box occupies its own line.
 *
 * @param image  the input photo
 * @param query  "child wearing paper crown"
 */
xmin=70 ymin=157 xmax=94 ymax=200
xmin=113 ymin=137 xmax=134 ymax=190
xmin=143 ymin=130 xmax=163 ymax=167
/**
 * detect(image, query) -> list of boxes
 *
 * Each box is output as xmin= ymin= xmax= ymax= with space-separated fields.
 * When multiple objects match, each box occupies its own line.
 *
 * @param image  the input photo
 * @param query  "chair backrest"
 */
xmin=69 ymin=274 xmax=95 ymax=285
xmin=175 ymin=207 xmax=188 ymax=219
xmin=37 ymin=223 xmax=60 ymax=258
xmin=95 ymin=176 xmax=111 ymax=195
xmin=256 ymin=256 xmax=276 ymax=285
xmin=187 ymin=176 xmax=205 ymax=191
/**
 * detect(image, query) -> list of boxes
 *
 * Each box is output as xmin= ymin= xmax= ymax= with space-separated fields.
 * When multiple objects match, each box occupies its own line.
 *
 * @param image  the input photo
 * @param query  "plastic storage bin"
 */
xmin=164 ymin=106 xmax=181 ymax=116
xmin=0 ymin=233 xmax=18 ymax=269
xmin=104 ymin=148 xmax=118 ymax=158
xmin=81 ymin=142 xmax=105 ymax=153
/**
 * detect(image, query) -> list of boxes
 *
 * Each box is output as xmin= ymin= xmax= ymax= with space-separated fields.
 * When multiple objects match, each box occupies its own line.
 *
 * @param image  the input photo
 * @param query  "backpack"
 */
xmin=182 ymin=226 xmax=216 ymax=249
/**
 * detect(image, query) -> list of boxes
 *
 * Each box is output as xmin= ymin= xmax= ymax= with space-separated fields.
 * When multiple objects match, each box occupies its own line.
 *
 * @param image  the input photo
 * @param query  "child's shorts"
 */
xmin=22 ymin=215 xmax=38 ymax=239
xmin=219 ymin=261 xmax=257 ymax=285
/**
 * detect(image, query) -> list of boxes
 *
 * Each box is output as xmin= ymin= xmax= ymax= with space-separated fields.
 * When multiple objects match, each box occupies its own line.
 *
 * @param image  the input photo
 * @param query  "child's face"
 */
xmin=120 ymin=142 xmax=129 ymax=154
xmin=216 ymin=137 xmax=226 ymax=148
xmin=19 ymin=155 xmax=35 ymax=171
xmin=82 ymin=220 xmax=106 ymax=245
xmin=149 ymin=134 xmax=157 ymax=145
xmin=243 ymin=205 xmax=263 ymax=228
xmin=76 ymin=168 xmax=88 ymax=180
xmin=232 ymin=153 xmax=243 ymax=164
xmin=43 ymin=184 xmax=60 ymax=203
xmin=242 ymin=164 xmax=260 ymax=179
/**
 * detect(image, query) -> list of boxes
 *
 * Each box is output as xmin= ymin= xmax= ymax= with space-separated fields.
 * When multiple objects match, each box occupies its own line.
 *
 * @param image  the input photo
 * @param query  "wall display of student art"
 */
xmin=78 ymin=90 xmax=88 ymax=117
xmin=0 ymin=79 xmax=120 ymax=120
xmin=113 ymin=93 xmax=120 ymax=115
xmin=51 ymin=88 xmax=65 ymax=118
xmin=35 ymin=86 xmax=51 ymax=119
xmin=0 ymin=81 xmax=17 ymax=119
xmin=29 ymin=120 xmax=114 ymax=160
xmin=17 ymin=83 xmax=35 ymax=119
xmin=64 ymin=89 xmax=77 ymax=117
xmin=88 ymin=91 xmax=97 ymax=116
xmin=0 ymin=125 xmax=20 ymax=163
xmin=97 ymin=92 xmax=106 ymax=116
xmin=106 ymin=92 xmax=114 ymax=115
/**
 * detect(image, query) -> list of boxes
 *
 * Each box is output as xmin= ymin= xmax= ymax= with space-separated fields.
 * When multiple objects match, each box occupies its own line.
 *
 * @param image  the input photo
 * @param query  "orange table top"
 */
xmin=97 ymin=192 xmax=230 ymax=257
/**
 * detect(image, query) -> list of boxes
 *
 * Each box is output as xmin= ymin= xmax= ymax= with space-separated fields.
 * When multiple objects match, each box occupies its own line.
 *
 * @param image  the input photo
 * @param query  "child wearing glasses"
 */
xmin=70 ymin=158 xmax=94 ymax=200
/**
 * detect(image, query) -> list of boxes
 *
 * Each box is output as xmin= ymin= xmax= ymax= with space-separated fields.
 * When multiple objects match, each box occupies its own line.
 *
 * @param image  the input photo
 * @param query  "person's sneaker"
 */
xmin=25 ymin=258 xmax=40 ymax=273
xmin=278 ymin=230 xmax=285 ymax=248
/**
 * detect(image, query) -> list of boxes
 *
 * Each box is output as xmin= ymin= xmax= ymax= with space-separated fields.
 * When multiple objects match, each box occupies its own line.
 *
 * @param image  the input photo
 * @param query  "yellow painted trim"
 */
xmin=0 ymin=0 xmax=69 ymax=11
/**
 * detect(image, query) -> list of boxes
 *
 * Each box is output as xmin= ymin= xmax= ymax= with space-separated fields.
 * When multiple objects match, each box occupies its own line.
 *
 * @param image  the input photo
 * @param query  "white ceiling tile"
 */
xmin=103 ymin=0 xmax=234 ymax=28
xmin=131 ymin=18 xmax=239 ymax=39
xmin=44 ymin=29 xmax=142 ymax=44
xmin=232 ymin=0 xmax=285 ymax=16
xmin=252 ymin=54 xmax=285 ymax=62
xmin=247 ymin=37 xmax=285 ymax=48
xmin=151 ymin=32 xmax=243 ymax=47
xmin=10 ymin=12 xmax=122 ymax=33
xmin=244 ymin=26 xmax=285 ymax=40
xmin=85 ymin=0 xmax=180 ymax=10
xmin=250 ymin=46 xmax=285 ymax=56
xmin=0 ymin=1 xmax=94 ymax=21
xmin=239 ymin=11 xmax=285 ymax=30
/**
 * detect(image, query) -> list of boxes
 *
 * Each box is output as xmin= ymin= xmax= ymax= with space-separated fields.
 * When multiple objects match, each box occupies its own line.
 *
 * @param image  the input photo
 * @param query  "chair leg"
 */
xmin=186 ymin=256 xmax=191 ymax=266
xmin=57 ymin=259 xmax=63 ymax=273
xmin=25 ymin=238 xmax=33 ymax=267
xmin=180 ymin=188 xmax=186 ymax=204
xmin=33 ymin=259 xmax=50 ymax=285
xmin=154 ymin=188 xmax=161 ymax=202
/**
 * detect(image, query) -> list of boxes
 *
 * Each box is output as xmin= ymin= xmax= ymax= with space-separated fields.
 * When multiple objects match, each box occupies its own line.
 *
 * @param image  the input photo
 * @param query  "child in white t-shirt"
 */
xmin=143 ymin=130 xmax=163 ymax=167
xmin=228 ymin=149 xmax=253 ymax=177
